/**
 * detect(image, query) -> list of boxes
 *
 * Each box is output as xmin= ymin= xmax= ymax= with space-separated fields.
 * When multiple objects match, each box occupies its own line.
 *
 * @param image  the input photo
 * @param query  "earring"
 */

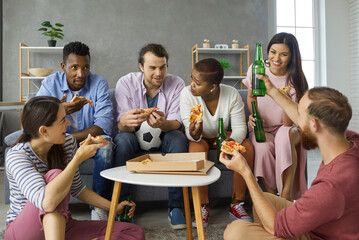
xmin=210 ymin=90 xmax=213 ymax=92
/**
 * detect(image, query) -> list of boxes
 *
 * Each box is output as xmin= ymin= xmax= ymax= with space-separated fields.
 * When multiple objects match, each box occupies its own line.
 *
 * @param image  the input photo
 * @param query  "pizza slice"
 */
xmin=279 ymin=86 xmax=292 ymax=94
xmin=189 ymin=104 xmax=203 ymax=123
xmin=71 ymin=94 xmax=93 ymax=107
xmin=221 ymin=140 xmax=246 ymax=155
xmin=142 ymin=107 xmax=159 ymax=117
xmin=80 ymin=136 xmax=108 ymax=145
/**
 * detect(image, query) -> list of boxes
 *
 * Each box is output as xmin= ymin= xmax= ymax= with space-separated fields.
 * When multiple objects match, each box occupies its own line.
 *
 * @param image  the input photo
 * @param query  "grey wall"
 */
xmin=2 ymin=0 xmax=268 ymax=135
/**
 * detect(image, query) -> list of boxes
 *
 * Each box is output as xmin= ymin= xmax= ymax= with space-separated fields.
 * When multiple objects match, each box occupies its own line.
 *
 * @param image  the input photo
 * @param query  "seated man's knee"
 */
xmin=114 ymin=132 xmax=137 ymax=149
xmin=162 ymin=130 xmax=188 ymax=152
xmin=163 ymin=130 xmax=188 ymax=145
xmin=224 ymin=220 xmax=251 ymax=240
xmin=96 ymin=135 xmax=115 ymax=160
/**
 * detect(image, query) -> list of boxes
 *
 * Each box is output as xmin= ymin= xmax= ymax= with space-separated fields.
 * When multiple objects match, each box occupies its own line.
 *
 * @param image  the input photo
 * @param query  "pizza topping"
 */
xmin=189 ymin=105 xmax=203 ymax=123
xmin=221 ymin=140 xmax=246 ymax=155
xmin=141 ymin=159 xmax=153 ymax=165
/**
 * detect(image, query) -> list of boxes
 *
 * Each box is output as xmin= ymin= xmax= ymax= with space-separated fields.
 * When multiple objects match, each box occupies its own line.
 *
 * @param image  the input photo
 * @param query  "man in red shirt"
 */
xmin=221 ymin=74 xmax=359 ymax=240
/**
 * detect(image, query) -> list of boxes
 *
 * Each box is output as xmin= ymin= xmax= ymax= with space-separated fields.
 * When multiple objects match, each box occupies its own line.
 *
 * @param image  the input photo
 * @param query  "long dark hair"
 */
xmin=14 ymin=96 xmax=66 ymax=170
xmin=266 ymin=32 xmax=308 ymax=102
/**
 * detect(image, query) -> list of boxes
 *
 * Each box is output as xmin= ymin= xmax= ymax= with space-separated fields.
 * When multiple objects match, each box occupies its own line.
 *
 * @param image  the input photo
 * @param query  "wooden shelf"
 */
xmin=21 ymin=46 xmax=63 ymax=50
xmin=21 ymin=76 xmax=45 ymax=80
xmin=0 ymin=102 xmax=25 ymax=111
xmin=193 ymin=48 xmax=248 ymax=54
xmin=191 ymin=44 xmax=250 ymax=89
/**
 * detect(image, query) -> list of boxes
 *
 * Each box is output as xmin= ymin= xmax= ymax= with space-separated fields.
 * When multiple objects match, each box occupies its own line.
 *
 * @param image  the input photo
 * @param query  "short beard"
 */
xmin=299 ymin=124 xmax=318 ymax=150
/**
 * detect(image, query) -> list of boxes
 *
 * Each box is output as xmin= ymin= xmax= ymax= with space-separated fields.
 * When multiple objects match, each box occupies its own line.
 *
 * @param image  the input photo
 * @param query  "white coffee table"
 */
xmin=101 ymin=165 xmax=221 ymax=240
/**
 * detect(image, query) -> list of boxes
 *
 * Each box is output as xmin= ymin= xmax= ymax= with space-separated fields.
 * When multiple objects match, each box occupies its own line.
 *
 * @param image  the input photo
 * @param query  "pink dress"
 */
xmin=243 ymin=65 xmax=307 ymax=200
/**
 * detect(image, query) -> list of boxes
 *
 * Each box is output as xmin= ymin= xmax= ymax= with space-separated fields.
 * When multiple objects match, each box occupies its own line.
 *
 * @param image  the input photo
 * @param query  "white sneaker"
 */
xmin=91 ymin=207 xmax=108 ymax=221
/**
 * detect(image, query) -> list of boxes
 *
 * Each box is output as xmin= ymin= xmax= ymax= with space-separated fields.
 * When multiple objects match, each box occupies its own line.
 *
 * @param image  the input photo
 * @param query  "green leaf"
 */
xmin=217 ymin=59 xmax=231 ymax=69
xmin=55 ymin=23 xmax=64 ymax=27
xmin=38 ymin=27 xmax=48 ymax=31
xmin=41 ymin=21 xmax=52 ymax=28
xmin=53 ymin=28 xmax=63 ymax=32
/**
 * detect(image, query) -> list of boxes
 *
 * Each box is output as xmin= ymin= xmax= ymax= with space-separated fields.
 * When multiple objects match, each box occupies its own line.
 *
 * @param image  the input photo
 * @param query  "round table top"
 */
xmin=100 ymin=166 xmax=221 ymax=187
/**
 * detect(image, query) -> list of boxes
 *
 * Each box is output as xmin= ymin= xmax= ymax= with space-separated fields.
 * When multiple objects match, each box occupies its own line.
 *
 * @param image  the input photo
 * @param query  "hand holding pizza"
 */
xmin=74 ymin=134 xmax=108 ymax=165
xmin=60 ymin=93 xmax=88 ymax=115
xmin=219 ymin=148 xmax=251 ymax=177
xmin=189 ymin=120 xmax=203 ymax=141
xmin=119 ymin=109 xmax=147 ymax=128
xmin=147 ymin=110 xmax=166 ymax=129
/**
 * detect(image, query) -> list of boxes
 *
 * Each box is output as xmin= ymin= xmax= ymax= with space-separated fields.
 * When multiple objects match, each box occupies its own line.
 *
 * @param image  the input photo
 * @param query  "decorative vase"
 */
xmin=232 ymin=39 xmax=239 ymax=49
xmin=203 ymin=39 xmax=210 ymax=48
xmin=47 ymin=40 xmax=57 ymax=47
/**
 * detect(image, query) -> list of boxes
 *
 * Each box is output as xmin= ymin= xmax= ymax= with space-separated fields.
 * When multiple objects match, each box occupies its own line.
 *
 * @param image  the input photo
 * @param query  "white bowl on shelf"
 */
xmin=29 ymin=68 xmax=53 ymax=77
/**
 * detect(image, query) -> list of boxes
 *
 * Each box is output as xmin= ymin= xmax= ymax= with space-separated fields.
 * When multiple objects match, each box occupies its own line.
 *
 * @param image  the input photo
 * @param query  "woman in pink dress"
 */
xmin=243 ymin=32 xmax=309 ymax=200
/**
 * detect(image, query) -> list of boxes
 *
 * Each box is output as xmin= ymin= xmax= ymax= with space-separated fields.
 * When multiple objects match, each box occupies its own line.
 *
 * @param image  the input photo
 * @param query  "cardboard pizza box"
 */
xmin=126 ymin=152 xmax=206 ymax=172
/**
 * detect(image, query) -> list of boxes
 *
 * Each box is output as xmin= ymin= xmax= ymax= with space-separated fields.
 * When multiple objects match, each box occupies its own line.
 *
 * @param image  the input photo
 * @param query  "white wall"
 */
xmin=324 ymin=0 xmax=350 ymax=97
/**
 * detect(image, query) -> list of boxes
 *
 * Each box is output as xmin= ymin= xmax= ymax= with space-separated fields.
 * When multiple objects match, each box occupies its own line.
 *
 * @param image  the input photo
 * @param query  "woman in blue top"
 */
xmin=5 ymin=96 xmax=144 ymax=240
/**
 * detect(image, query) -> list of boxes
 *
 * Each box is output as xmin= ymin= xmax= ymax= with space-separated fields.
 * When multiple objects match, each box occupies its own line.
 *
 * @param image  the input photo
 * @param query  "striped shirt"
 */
xmin=5 ymin=134 xmax=85 ymax=224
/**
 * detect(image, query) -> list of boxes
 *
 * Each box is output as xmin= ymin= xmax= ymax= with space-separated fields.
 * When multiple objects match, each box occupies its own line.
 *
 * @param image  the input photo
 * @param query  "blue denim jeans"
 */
xmin=114 ymin=130 xmax=188 ymax=208
xmin=92 ymin=135 xmax=115 ymax=201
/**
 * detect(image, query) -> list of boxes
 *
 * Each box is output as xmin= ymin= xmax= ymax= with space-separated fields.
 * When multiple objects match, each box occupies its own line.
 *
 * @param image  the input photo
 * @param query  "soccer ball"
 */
xmin=134 ymin=121 xmax=162 ymax=151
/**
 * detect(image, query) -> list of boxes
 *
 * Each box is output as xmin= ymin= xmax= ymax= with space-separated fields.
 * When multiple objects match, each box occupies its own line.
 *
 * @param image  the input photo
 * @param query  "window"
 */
xmin=276 ymin=0 xmax=315 ymax=88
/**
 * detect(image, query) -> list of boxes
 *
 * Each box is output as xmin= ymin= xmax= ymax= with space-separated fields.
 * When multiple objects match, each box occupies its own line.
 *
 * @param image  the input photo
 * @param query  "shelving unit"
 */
xmin=19 ymin=42 xmax=63 ymax=102
xmin=191 ymin=44 xmax=250 ymax=89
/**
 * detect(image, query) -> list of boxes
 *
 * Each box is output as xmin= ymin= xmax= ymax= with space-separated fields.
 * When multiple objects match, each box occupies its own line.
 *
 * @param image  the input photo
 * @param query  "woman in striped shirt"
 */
xmin=5 ymin=96 xmax=145 ymax=240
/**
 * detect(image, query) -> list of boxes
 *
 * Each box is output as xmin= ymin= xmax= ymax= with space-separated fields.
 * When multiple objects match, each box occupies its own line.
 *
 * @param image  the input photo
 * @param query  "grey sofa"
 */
xmin=4 ymin=89 xmax=249 ymax=204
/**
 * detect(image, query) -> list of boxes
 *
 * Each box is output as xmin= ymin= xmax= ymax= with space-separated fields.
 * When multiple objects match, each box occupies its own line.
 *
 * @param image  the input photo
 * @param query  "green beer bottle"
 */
xmin=252 ymin=42 xmax=266 ymax=96
xmin=120 ymin=196 xmax=132 ymax=223
xmin=251 ymin=101 xmax=266 ymax=142
xmin=216 ymin=118 xmax=227 ymax=164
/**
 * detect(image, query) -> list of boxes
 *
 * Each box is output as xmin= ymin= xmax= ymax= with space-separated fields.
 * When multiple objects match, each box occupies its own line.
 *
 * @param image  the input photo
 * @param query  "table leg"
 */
xmin=182 ymin=187 xmax=193 ymax=240
xmin=105 ymin=181 xmax=122 ymax=240
xmin=192 ymin=186 xmax=205 ymax=240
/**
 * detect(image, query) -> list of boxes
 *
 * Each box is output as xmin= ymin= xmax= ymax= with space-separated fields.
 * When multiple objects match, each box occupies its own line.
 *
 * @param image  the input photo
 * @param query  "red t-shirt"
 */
xmin=275 ymin=130 xmax=359 ymax=240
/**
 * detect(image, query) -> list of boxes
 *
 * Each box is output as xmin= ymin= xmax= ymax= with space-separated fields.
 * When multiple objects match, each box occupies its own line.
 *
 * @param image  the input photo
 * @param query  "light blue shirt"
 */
xmin=37 ymin=71 xmax=114 ymax=136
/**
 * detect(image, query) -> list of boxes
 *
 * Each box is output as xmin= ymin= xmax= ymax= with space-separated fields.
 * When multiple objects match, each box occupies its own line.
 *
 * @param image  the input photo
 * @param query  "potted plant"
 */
xmin=38 ymin=21 xmax=64 ymax=47
xmin=218 ymin=59 xmax=231 ymax=70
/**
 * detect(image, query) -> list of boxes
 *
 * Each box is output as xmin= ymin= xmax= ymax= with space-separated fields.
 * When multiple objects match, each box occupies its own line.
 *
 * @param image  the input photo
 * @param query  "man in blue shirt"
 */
xmin=37 ymin=41 xmax=114 ymax=221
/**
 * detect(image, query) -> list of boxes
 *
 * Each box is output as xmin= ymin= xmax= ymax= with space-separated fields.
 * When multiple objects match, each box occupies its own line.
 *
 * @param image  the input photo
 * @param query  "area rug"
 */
xmin=143 ymin=223 xmax=227 ymax=240
xmin=0 ymin=224 xmax=226 ymax=240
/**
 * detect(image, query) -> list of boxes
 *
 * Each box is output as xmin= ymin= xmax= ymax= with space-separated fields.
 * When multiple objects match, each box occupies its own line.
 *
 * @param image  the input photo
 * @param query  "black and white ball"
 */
xmin=135 ymin=121 xmax=162 ymax=151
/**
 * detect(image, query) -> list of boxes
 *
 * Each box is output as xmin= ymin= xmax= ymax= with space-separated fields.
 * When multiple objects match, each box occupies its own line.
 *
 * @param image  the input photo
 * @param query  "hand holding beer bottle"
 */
xmin=250 ymin=101 xmax=266 ymax=142
xmin=252 ymin=42 xmax=266 ymax=97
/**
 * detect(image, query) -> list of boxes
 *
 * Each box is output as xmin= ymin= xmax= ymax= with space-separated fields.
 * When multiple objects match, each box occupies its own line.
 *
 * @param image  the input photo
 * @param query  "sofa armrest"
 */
xmin=4 ymin=130 xmax=23 ymax=147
